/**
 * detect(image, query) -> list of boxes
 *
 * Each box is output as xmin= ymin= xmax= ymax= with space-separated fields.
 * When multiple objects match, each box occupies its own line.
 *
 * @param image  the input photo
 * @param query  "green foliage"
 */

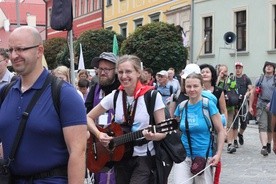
xmin=121 ymin=22 xmax=187 ymax=74
xmin=75 ymin=29 xmax=125 ymax=69
xmin=43 ymin=37 xmax=67 ymax=70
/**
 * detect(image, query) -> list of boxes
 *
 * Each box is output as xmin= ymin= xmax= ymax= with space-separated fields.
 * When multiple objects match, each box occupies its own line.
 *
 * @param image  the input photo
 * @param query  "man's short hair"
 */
xmin=0 ymin=48 xmax=9 ymax=59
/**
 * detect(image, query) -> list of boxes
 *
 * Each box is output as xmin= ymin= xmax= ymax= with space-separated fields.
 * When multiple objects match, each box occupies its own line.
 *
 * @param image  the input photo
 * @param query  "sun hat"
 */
xmin=181 ymin=63 xmax=201 ymax=79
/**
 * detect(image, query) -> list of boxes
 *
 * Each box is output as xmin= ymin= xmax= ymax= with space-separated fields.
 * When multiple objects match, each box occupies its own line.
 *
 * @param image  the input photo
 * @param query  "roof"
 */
xmin=0 ymin=1 xmax=46 ymax=25
xmin=0 ymin=25 xmax=46 ymax=49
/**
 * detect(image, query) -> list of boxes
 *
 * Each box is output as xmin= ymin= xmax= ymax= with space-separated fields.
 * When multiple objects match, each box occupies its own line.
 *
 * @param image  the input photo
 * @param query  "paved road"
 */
xmin=168 ymin=122 xmax=276 ymax=184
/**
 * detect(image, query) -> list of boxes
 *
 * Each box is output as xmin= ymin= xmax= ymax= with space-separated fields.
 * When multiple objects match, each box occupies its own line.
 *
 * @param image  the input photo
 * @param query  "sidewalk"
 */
xmin=168 ymin=123 xmax=276 ymax=183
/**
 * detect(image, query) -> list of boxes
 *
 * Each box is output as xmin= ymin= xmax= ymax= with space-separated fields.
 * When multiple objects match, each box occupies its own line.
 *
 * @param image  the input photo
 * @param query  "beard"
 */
xmin=99 ymin=76 xmax=114 ymax=86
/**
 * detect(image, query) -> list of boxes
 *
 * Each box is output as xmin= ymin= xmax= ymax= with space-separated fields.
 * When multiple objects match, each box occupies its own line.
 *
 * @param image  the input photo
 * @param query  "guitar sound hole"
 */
xmin=107 ymin=131 xmax=115 ymax=136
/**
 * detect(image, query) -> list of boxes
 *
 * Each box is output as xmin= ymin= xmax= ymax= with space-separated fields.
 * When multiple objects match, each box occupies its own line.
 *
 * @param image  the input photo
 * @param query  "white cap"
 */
xmin=235 ymin=62 xmax=243 ymax=67
xmin=157 ymin=70 xmax=168 ymax=77
xmin=181 ymin=64 xmax=201 ymax=79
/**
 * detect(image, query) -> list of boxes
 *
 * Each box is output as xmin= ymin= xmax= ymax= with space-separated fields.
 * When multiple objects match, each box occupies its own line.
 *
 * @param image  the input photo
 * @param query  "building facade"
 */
xmin=193 ymin=0 xmax=276 ymax=78
xmin=45 ymin=0 xmax=103 ymax=39
xmin=104 ymin=0 xmax=190 ymax=40
xmin=0 ymin=0 xmax=46 ymax=48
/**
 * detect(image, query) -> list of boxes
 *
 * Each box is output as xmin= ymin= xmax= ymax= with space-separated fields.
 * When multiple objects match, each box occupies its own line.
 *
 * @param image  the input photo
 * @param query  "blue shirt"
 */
xmin=156 ymin=83 xmax=176 ymax=104
xmin=0 ymin=69 xmax=86 ymax=177
xmin=174 ymin=99 xmax=218 ymax=158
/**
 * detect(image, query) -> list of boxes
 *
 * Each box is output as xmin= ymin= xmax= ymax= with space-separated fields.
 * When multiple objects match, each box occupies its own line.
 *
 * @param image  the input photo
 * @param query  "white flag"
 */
xmin=182 ymin=31 xmax=188 ymax=47
xmin=78 ymin=43 xmax=85 ymax=70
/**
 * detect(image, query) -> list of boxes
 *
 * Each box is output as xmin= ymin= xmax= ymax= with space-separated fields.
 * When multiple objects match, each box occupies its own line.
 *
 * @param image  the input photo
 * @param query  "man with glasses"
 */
xmin=0 ymin=49 xmax=14 ymax=89
xmin=0 ymin=26 xmax=87 ymax=183
xmin=85 ymin=52 xmax=120 ymax=184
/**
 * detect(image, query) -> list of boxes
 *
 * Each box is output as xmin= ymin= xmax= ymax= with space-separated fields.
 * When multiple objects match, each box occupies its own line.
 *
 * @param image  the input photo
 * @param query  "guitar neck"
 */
xmin=111 ymin=129 xmax=144 ymax=147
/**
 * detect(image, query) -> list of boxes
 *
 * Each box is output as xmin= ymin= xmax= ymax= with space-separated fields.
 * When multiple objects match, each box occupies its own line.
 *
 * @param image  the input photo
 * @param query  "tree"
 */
xmin=75 ymin=29 xmax=125 ymax=69
xmin=43 ymin=37 xmax=67 ymax=70
xmin=121 ymin=22 xmax=188 ymax=74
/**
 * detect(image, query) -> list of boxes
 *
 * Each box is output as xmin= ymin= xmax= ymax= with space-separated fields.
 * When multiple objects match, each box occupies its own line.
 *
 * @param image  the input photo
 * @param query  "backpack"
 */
xmin=50 ymin=0 xmax=73 ymax=31
xmin=178 ymin=97 xmax=217 ymax=156
xmin=224 ymin=76 xmax=240 ymax=107
xmin=0 ymin=75 xmax=64 ymax=115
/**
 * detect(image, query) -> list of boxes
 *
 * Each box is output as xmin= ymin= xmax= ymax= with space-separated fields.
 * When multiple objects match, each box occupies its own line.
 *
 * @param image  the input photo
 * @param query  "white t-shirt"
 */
xmin=100 ymin=90 xmax=165 ymax=156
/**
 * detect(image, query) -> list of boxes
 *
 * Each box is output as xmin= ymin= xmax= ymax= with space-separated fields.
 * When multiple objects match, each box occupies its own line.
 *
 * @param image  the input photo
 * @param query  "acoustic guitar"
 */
xmin=87 ymin=118 xmax=178 ymax=173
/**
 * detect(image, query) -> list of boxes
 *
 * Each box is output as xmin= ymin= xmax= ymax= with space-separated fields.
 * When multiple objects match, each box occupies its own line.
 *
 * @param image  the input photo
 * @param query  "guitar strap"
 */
xmin=122 ymin=90 xmax=138 ymax=126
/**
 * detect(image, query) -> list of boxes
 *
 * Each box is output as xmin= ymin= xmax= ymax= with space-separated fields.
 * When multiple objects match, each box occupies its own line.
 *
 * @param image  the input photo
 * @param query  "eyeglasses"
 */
xmin=7 ymin=45 xmax=40 ymax=54
xmin=97 ymin=67 xmax=115 ymax=74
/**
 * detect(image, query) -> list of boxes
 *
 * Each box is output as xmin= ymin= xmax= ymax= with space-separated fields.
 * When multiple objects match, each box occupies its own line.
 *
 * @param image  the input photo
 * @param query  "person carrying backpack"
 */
xmin=217 ymin=64 xmax=238 ymax=154
xmin=0 ymin=26 xmax=87 ymax=183
xmin=232 ymin=62 xmax=252 ymax=148
xmin=173 ymin=73 xmax=225 ymax=184
xmin=249 ymin=61 xmax=276 ymax=156
xmin=87 ymin=55 xmax=167 ymax=184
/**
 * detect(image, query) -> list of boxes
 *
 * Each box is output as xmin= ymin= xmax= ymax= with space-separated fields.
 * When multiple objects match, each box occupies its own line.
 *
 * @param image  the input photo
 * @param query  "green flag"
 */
xmin=113 ymin=34 xmax=119 ymax=56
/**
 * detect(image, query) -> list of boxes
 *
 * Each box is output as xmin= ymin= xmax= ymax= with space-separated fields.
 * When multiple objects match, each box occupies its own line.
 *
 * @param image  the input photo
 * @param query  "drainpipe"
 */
xmin=189 ymin=0 xmax=194 ymax=63
xmin=102 ymin=0 xmax=104 ymax=28
xmin=43 ymin=0 xmax=48 ymax=40
xmin=16 ymin=0 xmax=20 ymax=27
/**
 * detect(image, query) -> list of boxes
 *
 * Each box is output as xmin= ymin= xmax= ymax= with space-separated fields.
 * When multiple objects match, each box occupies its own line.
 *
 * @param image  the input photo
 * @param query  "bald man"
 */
xmin=0 ymin=26 xmax=87 ymax=183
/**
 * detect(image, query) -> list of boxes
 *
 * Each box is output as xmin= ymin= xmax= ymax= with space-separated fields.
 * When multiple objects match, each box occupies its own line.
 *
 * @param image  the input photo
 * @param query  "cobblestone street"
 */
xmin=168 ymin=123 xmax=276 ymax=184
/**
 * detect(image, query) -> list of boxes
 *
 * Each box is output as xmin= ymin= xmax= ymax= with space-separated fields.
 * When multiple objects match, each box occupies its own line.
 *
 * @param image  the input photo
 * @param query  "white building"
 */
xmin=192 ymin=0 xmax=276 ymax=79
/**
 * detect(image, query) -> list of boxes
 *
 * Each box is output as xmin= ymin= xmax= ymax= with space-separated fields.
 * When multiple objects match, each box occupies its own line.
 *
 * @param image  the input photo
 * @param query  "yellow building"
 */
xmin=104 ymin=0 xmax=191 ymax=39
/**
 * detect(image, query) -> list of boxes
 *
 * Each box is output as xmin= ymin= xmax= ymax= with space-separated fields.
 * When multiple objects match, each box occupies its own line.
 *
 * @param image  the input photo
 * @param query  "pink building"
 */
xmin=45 ymin=0 xmax=103 ymax=40
xmin=0 ymin=0 xmax=46 ymax=48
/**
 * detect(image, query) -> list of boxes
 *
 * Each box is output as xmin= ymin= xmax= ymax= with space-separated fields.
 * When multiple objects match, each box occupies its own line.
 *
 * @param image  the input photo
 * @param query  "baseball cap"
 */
xmin=181 ymin=63 xmax=201 ymax=79
xmin=91 ymin=52 xmax=117 ymax=67
xmin=157 ymin=70 xmax=168 ymax=77
xmin=235 ymin=62 xmax=243 ymax=67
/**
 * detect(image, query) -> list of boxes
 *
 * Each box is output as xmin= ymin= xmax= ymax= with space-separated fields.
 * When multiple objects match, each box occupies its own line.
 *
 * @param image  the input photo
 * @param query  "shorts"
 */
xmin=256 ymin=107 xmax=272 ymax=132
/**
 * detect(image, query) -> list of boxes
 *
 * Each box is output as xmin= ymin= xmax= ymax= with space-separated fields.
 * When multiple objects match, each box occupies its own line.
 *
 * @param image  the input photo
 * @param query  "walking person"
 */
xmin=173 ymin=73 xmax=225 ymax=184
xmin=200 ymin=64 xmax=228 ymax=184
xmin=85 ymin=52 xmax=120 ymax=183
xmin=87 ymin=55 xmax=166 ymax=184
xmin=249 ymin=61 xmax=276 ymax=156
xmin=0 ymin=26 xmax=87 ymax=183
xmin=269 ymin=87 xmax=276 ymax=154
xmin=217 ymin=64 xmax=237 ymax=153
xmin=232 ymin=62 xmax=252 ymax=147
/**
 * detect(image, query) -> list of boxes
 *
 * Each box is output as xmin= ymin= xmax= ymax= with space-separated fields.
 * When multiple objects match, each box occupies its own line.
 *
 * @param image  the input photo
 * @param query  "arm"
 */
xmin=169 ymin=101 xmax=176 ymax=118
xmin=272 ymin=115 xmax=276 ymax=154
xmin=219 ymin=91 xmax=228 ymax=121
xmin=87 ymin=104 xmax=112 ymax=144
xmin=63 ymin=125 xmax=87 ymax=184
xmin=249 ymin=86 xmax=255 ymax=115
xmin=210 ymin=113 xmax=226 ymax=165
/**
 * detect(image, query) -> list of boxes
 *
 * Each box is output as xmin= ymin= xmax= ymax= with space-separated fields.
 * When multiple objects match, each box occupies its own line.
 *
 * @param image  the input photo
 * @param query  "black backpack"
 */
xmin=0 ymin=75 xmax=64 ymax=115
xmin=50 ymin=0 xmax=73 ymax=31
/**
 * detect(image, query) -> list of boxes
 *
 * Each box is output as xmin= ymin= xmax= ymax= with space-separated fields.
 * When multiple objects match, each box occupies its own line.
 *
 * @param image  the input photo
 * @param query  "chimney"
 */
xmin=3 ymin=19 xmax=10 ymax=32
xmin=26 ymin=13 xmax=36 ymax=27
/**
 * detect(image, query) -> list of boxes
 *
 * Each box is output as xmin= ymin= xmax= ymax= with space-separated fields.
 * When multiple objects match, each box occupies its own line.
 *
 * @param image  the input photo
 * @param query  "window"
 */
xmin=106 ymin=26 xmax=113 ymax=31
xmin=204 ymin=16 xmax=212 ymax=54
xmin=236 ymin=11 xmax=246 ymax=51
xmin=149 ymin=12 xmax=160 ymax=22
xmin=120 ymin=23 xmax=127 ymax=38
xmin=134 ymin=18 xmax=143 ymax=29
xmin=107 ymin=0 xmax=112 ymax=6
